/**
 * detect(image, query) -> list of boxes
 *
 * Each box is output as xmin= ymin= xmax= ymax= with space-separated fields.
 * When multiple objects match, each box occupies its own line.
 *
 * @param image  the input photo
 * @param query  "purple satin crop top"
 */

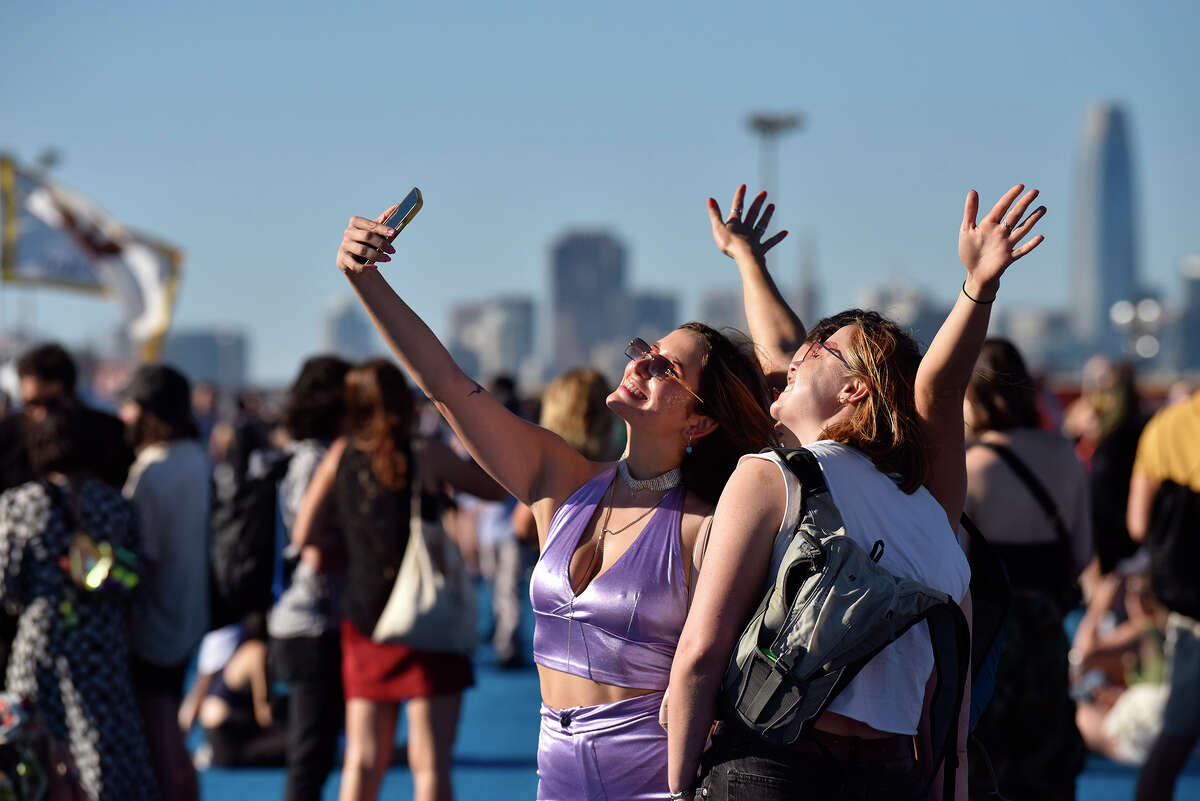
xmin=530 ymin=467 xmax=689 ymax=691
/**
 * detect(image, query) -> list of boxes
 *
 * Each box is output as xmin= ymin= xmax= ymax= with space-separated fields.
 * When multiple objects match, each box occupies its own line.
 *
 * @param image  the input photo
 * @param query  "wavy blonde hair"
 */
xmin=540 ymin=368 xmax=615 ymax=461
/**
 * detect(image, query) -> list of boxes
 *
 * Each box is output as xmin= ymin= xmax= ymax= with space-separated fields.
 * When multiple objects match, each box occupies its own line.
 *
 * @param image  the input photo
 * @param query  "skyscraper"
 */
xmin=1179 ymin=254 xmax=1200 ymax=371
xmin=162 ymin=328 xmax=248 ymax=389
xmin=550 ymin=232 xmax=627 ymax=373
xmin=1071 ymin=103 xmax=1140 ymax=355
xmin=323 ymin=297 xmax=376 ymax=362
xmin=449 ymin=296 xmax=536 ymax=381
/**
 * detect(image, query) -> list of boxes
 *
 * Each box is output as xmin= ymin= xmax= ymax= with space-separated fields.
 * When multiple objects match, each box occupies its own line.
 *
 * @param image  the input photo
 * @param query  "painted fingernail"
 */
xmin=708 ymin=198 xmax=717 ymax=208
xmin=378 ymin=255 xmax=391 ymax=262
xmin=386 ymin=228 xmax=395 ymax=235
xmin=385 ymin=245 xmax=396 ymax=253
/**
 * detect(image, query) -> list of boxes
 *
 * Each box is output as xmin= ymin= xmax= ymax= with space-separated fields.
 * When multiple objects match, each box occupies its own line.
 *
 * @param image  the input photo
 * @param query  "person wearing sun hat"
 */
xmin=118 ymin=363 xmax=210 ymax=801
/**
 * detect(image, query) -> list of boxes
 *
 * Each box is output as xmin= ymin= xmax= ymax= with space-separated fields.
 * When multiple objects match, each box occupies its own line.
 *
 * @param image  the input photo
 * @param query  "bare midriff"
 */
xmin=538 ymin=665 xmax=659 ymax=710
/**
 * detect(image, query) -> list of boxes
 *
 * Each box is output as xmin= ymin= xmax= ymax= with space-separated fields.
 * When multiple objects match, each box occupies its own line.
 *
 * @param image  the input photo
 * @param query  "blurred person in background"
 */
xmin=0 ymin=406 xmax=157 ymax=801
xmin=0 ymin=343 xmax=132 ymax=493
xmin=510 ymin=368 xmax=617 ymax=543
xmin=228 ymin=391 xmax=272 ymax=485
xmin=964 ymin=338 xmax=1092 ymax=801
xmin=292 ymin=359 xmax=502 ymax=801
xmin=266 ymin=354 xmax=352 ymax=801
xmin=1127 ymin=387 xmax=1200 ymax=801
xmin=191 ymin=614 xmax=288 ymax=768
xmin=118 ymin=364 xmax=210 ymax=801
xmin=458 ymin=375 xmax=525 ymax=668
xmin=1063 ymin=355 xmax=1147 ymax=577
xmin=192 ymin=382 xmax=219 ymax=455
xmin=1071 ymin=561 xmax=1168 ymax=765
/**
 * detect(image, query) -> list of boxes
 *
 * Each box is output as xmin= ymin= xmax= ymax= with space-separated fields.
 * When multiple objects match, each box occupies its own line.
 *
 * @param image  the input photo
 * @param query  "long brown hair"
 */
xmin=678 ymin=322 xmax=776 ymax=504
xmin=344 ymin=359 xmax=415 ymax=489
xmin=806 ymin=310 xmax=927 ymax=494
xmin=967 ymin=338 xmax=1041 ymax=433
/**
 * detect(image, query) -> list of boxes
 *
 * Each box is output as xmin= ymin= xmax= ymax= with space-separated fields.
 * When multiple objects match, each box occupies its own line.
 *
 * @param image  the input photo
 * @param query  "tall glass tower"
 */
xmin=1071 ymin=104 xmax=1139 ymax=355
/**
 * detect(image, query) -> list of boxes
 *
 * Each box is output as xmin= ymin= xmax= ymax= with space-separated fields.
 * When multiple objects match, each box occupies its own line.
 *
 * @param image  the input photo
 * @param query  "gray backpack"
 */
xmin=722 ymin=448 xmax=970 ymax=796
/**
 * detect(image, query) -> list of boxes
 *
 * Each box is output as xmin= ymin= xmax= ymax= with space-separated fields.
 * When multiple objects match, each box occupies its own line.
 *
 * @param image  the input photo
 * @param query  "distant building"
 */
xmin=793 ymin=236 xmax=821 ymax=327
xmin=550 ymin=232 xmax=627 ymax=373
xmin=998 ymin=308 xmax=1079 ymax=372
xmin=1179 ymin=254 xmax=1200 ymax=370
xmin=162 ymin=328 xmax=248 ymax=389
xmin=629 ymin=291 xmax=678 ymax=344
xmin=449 ymin=296 xmax=535 ymax=381
xmin=324 ymin=298 xmax=376 ymax=362
xmin=1071 ymin=104 xmax=1140 ymax=355
xmin=698 ymin=288 xmax=748 ymax=336
xmin=855 ymin=283 xmax=948 ymax=349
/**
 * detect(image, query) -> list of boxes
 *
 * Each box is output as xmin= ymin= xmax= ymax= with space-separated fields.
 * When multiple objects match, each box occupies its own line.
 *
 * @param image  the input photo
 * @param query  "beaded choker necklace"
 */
xmin=616 ymin=459 xmax=682 ymax=494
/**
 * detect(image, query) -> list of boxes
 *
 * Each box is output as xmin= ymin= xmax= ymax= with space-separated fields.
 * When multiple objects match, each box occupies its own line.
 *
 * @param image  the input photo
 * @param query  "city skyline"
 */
xmin=3 ymin=2 xmax=1197 ymax=384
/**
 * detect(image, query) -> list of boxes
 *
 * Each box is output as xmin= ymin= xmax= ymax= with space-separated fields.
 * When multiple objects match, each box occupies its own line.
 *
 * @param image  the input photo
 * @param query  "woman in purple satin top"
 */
xmin=335 ymin=199 xmax=777 ymax=800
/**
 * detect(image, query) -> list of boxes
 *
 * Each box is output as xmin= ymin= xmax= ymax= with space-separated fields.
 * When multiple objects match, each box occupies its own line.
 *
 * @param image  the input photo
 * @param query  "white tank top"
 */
xmin=742 ymin=441 xmax=970 ymax=735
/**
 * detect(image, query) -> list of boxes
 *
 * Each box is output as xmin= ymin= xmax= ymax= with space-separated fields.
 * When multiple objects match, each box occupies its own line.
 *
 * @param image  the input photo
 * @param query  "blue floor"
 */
xmin=198 ymin=584 xmax=1200 ymax=800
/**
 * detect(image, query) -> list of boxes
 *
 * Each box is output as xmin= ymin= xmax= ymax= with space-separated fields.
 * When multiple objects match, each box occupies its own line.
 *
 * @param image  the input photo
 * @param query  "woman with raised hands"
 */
xmin=665 ymin=184 xmax=1047 ymax=801
xmin=336 ymin=200 xmax=777 ymax=800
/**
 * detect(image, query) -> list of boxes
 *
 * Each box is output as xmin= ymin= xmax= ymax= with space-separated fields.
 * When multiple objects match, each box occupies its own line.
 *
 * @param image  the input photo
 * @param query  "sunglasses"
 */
xmin=625 ymin=338 xmax=705 ymax=405
xmin=800 ymin=338 xmax=851 ymax=369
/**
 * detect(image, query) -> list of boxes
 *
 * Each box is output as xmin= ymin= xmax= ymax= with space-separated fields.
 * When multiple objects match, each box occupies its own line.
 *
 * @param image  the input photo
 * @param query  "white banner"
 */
xmin=0 ymin=156 xmax=183 ymax=360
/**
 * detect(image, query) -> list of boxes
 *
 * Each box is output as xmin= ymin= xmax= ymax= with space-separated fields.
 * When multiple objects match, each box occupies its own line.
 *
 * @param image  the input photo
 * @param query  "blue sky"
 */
xmin=3 ymin=0 xmax=1197 ymax=383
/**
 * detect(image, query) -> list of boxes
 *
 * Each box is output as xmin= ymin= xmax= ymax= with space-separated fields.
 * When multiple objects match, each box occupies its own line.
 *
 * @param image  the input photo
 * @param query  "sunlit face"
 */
xmin=607 ymin=328 xmax=707 ymax=430
xmin=770 ymin=324 xmax=858 ymax=443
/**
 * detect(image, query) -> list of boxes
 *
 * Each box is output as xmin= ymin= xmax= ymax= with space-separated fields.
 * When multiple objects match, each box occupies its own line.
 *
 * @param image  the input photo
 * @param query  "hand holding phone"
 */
xmin=353 ymin=187 xmax=423 ymax=267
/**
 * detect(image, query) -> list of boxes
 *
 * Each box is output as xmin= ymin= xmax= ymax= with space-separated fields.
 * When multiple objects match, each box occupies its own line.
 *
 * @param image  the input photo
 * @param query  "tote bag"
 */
xmin=371 ymin=481 xmax=477 ymax=654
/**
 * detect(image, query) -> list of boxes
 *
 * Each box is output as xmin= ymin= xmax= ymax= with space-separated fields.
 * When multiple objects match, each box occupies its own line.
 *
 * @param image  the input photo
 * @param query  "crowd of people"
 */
xmin=0 ymin=180 xmax=1195 ymax=801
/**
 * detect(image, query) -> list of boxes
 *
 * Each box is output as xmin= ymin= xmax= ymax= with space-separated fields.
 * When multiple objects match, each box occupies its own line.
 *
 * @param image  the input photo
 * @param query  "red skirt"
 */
xmin=340 ymin=619 xmax=475 ymax=702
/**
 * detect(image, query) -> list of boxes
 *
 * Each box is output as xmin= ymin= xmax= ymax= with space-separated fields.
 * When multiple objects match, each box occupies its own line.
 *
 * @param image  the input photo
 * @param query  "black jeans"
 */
xmin=698 ymin=727 xmax=928 ymax=801
xmin=271 ymin=633 xmax=343 ymax=801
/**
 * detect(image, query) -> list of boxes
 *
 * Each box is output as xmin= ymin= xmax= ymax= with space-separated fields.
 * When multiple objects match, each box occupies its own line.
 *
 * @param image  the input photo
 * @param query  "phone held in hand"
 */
xmin=358 ymin=187 xmax=423 ymax=267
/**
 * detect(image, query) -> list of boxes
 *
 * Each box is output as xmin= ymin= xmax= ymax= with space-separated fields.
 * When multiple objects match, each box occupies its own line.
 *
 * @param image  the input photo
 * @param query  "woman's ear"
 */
xmin=686 ymin=415 xmax=719 ymax=442
xmin=842 ymin=376 xmax=870 ymax=406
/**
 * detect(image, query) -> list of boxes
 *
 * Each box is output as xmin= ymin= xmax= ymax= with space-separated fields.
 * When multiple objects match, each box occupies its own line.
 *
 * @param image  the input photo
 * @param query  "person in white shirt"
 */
xmin=119 ymin=364 xmax=210 ymax=801
xmin=667 ymin=182 xmax=1047 ymax=801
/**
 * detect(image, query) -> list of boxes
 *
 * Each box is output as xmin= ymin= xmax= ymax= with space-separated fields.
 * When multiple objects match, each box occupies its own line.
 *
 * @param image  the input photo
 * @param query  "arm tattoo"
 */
xmin=468 ymin=382 xmax=486 ymax=397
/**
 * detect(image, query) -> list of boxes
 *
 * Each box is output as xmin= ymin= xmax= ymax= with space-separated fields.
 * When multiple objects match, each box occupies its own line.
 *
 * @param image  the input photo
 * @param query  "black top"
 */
xmin=334 ymin=442 xmax=438 ymax=635
xmin=1090 ymin=416 xmax=1147 ymax=573
xmin=0 ymin=406 xmax=134 ymax=494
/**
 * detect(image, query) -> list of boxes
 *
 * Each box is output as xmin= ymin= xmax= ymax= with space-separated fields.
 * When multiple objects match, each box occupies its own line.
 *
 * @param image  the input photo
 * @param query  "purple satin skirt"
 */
xmin=536 ymin=691 xmax=668 ymax=801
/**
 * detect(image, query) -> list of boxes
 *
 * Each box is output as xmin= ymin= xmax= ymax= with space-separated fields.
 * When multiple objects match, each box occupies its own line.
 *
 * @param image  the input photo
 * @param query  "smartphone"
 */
xmin=358 ymin=187 xmax=423 ymax=266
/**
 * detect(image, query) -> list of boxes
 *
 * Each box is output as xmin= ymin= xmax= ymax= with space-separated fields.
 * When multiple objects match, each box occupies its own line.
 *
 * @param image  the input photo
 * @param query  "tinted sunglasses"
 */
xmin=801 ymin=338 xmax=851 ymax=369
xmin=625 ymin=338 xmax=704 ymax=405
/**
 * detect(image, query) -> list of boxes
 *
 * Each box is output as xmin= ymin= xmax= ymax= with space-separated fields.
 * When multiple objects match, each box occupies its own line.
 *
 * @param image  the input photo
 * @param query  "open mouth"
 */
xmin=622 ymin=379 xmax=648 ymax=401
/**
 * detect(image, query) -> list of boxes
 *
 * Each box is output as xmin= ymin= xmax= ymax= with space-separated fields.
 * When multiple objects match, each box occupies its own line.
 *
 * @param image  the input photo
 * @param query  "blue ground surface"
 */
xmin=198 ymin=582 xmax=1200 ymax=800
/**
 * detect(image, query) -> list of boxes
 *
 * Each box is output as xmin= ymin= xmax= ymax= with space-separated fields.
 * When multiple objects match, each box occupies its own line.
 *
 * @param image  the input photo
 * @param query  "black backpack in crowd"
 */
xmin=721 ymin=448 xmax=971 ymax=801
xmin=209 ymin=453 xmax=291 ymax=628
xmin=1146 ymin=479 xmax=1200 ymax=619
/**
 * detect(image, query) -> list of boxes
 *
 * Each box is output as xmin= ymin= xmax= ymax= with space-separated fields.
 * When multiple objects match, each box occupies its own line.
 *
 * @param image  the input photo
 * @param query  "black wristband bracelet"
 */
xmin=962 ymin=281 xmax=995 ymax=304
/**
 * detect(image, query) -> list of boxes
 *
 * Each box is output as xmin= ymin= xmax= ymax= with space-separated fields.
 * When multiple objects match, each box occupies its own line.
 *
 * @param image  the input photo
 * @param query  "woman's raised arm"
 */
xmin=337 ymin=207 xmax=596 ymax=509
xmin=708 ymin=184 xmax=800 ymax=385
xmin=917 ymin=185 xmax=1046 ymax=526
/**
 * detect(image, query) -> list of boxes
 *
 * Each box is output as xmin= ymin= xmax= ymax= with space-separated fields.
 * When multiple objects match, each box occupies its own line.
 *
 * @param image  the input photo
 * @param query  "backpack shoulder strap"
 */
xmin=922 ymin=600 xmax=972 ymax=801
xmin=770 ymin=447 xmax=828 ymax=497
xmin=977 ymin=442 xmax=1070 ymax=547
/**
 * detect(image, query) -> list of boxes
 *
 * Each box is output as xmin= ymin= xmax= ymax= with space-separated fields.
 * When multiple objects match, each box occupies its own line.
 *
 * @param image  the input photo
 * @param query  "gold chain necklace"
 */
xmin=574 ymin=478 xmax=671 ymax=593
